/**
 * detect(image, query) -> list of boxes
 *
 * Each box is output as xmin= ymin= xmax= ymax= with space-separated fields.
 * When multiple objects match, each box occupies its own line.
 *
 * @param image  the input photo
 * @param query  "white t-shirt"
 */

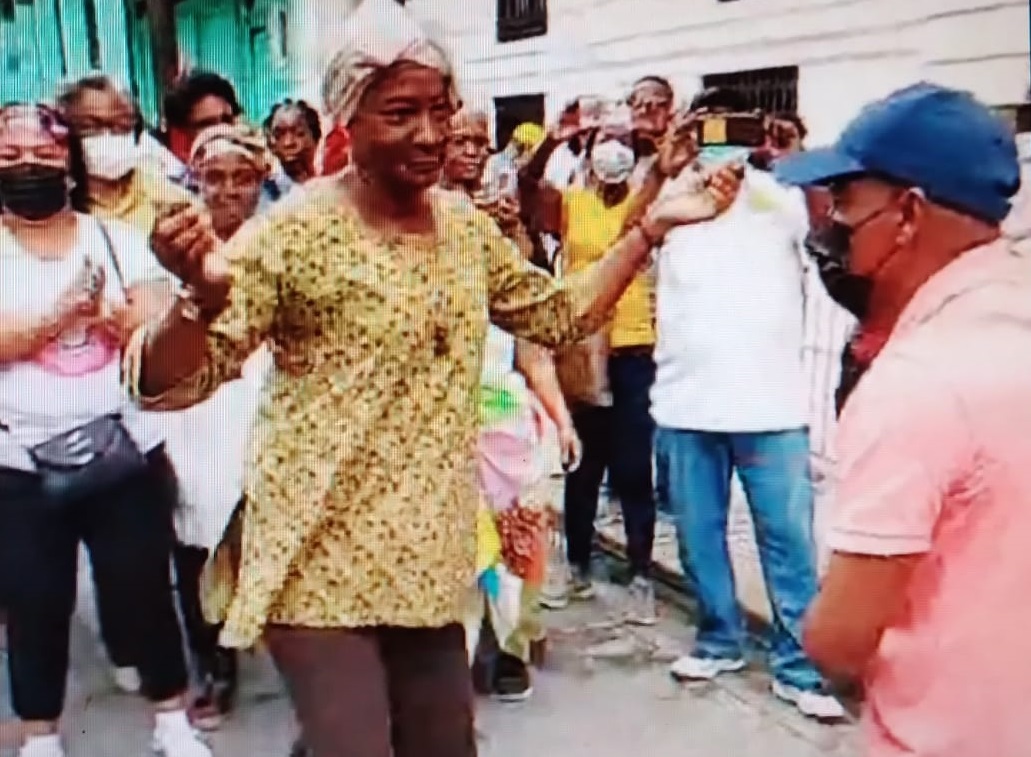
xmin=651 ymin=168 xmax=811 ymax=433
xmin=0 ymin=215 xmax=169 ymax=471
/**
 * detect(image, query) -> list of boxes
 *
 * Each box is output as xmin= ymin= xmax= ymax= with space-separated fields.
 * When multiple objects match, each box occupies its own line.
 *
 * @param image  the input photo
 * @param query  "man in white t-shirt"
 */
xmin=655 ymin=87 xmax=843 ymax=720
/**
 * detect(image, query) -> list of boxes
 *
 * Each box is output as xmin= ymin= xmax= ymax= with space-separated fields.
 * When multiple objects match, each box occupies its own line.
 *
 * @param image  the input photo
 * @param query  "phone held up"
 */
xmin=693 ymin=112 xmax=767 ymax=149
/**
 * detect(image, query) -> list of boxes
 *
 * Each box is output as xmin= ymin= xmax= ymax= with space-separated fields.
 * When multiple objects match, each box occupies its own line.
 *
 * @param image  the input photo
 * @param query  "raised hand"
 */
xmin=150 ymin=203 xmax=230 ymax=313
xmin=657 ymin=110 xmax=699 ymax=178
xmin=644 ymin=162 xmax=745 ymax=233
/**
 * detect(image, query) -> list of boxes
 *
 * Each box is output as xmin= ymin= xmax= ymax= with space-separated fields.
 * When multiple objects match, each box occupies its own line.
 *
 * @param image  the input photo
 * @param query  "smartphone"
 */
xmin=695 ymin=113 xmax=767 ymax=148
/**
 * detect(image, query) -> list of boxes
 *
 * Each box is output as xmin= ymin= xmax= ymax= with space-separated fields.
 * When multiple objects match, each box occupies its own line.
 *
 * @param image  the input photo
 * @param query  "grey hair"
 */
xmin=55 ymin=72 xmax=142 ymax=135
xmin=56 ymin=71 xmax=134 ymax=110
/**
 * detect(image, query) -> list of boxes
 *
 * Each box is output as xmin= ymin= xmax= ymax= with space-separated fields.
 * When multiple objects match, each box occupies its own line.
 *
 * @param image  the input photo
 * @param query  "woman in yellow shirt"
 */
xmin=127 ymin=1 xmax=740 ymax=752
xmin=526 ymin=112 xmax=664 ymax=624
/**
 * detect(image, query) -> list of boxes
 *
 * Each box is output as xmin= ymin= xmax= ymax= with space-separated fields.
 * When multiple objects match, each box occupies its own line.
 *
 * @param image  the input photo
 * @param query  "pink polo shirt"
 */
xmin=830 ymin=238 xmax=1031 ymax=757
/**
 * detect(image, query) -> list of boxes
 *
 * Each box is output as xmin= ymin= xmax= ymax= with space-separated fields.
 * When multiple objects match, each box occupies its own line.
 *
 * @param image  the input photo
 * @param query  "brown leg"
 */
xmin=266 ymin=626 xmax=391 ymax=757
xmin=381 ymin=624 xmax=477 ymax=757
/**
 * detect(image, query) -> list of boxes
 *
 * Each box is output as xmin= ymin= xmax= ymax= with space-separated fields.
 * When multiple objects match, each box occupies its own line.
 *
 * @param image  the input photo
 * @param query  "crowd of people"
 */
xmin=1 ymin=0 xmax=1030 ymax=756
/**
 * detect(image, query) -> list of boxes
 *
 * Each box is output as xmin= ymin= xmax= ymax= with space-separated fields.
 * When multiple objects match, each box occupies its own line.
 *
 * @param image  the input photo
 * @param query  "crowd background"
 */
xmin=1 ymin=1 xmax=1029 ymax=756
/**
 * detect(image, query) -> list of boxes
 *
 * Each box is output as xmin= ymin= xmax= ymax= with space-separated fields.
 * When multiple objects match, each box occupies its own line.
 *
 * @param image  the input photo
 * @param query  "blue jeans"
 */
xmin=654 ymin=427 xmax=822 ymax=691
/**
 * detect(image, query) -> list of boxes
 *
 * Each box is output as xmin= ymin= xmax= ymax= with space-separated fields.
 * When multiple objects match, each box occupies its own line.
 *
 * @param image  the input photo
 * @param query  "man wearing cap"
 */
xmin=778 ymin=82 xmax=1028 ymax=756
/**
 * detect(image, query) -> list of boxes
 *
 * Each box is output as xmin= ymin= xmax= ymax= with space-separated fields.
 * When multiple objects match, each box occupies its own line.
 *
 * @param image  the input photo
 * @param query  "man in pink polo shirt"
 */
xmin=776 ymin=83 xmax=1027 ymax=756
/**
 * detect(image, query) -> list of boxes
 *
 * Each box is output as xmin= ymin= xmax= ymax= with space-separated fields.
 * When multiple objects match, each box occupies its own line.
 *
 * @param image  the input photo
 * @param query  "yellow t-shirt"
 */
xmin=89 ymin=167 xmax=196 ymax=236
xmin=562 ymin=188 xmax=655 ymax=349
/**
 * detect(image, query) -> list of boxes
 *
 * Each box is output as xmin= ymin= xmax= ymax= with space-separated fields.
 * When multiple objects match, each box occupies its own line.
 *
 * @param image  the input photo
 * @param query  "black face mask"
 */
xmin=806 ymin=221 xmax=873 ymax=320
xmin=0 ymin=164 xmax=70 ymax=221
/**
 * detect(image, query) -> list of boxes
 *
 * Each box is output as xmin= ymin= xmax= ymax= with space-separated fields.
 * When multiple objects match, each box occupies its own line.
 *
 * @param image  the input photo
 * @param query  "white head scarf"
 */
xmin=189 ymin=123 xmax=271 ymax=175
xmin=321 ymin=0 xmax=458 ymax=126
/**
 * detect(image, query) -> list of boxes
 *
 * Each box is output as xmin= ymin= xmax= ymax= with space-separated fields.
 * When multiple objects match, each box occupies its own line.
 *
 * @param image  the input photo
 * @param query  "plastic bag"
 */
xmin=163 ymin=347 xmax=271 ymax=551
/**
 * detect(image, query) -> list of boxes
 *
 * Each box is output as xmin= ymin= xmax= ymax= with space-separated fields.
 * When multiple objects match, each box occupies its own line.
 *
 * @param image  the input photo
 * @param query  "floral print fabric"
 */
xmin=138 ymin=178 xmax=609 ymax=647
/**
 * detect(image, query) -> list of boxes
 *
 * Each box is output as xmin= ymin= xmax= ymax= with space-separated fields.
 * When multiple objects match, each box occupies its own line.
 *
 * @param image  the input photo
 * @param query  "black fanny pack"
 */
xmin=29 ymin=414 xmax=147 ymax=499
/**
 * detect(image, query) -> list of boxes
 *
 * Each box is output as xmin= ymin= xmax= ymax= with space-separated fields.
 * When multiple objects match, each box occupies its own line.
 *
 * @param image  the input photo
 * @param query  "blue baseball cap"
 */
xmin=775 ymin=82 xmax=1020 ymax=223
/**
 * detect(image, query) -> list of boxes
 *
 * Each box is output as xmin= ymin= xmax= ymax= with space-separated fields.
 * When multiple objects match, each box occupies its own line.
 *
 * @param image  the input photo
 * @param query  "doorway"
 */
xmin=494 ymin=93 xmax=545 ymax=149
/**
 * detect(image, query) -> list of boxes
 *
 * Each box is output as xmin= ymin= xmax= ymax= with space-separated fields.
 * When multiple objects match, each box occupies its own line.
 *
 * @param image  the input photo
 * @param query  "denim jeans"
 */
xmin=654 ymin=427 xmax=822 ymax=691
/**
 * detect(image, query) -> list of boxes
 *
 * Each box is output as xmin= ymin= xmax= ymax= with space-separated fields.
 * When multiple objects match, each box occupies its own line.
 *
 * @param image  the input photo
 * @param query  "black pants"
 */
xmin=0 ymin=449 xmax=188 ymax=721
xmin=173 ymin=543 xmax=224 ymax=677
xmin=563 ymin=351 xmax=657 ymax=577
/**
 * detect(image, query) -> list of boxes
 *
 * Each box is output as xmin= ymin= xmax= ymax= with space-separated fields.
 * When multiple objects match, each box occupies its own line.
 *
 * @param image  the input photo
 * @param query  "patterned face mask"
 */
xmin=590 ymin=139 xmax=635 ymax=185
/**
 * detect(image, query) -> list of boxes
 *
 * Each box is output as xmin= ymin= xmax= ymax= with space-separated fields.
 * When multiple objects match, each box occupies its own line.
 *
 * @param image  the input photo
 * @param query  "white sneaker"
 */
xmin=670 ymin=655 xmax=746 ymax=681
xmin=152 ymin=710 xmax=212 ymax=757
xmin=113 ymin=666 xmax=142 ymax=694
xmin=19 ymin=735 xmax=64 ymax=757
xmin=540 ymin=551 xmax=571 ymax=610
xmin=625 ymin=577 xmax=657 ymax=626
xmin=771 ymin=680 xmax=847 ymax=720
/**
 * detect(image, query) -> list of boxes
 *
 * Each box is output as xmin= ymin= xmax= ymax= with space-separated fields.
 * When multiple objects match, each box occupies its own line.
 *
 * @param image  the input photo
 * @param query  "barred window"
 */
xmin=702 ymin=66 xmax=800 ymax=114
xmin=497 ymin=0 xmax=547 ymax=43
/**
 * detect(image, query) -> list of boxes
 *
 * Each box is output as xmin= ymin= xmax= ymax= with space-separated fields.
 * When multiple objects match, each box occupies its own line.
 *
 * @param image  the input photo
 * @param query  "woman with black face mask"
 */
xmin=0 ymin=104 xmax=212 ymax=757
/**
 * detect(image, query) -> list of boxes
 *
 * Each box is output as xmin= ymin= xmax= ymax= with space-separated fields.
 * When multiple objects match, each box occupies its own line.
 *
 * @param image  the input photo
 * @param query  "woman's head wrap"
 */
xmin=511 ymin=122 xmax=544 ymax=151
xmin=321 ymin=0 xmax=458 ymax=126
xmin=190 ymin=123 xmax=271 ymax=174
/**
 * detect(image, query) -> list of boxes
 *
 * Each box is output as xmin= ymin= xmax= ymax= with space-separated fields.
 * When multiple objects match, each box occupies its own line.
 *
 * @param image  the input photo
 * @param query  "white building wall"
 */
xmin=403 ymin=0 xmax=1029 ymax=143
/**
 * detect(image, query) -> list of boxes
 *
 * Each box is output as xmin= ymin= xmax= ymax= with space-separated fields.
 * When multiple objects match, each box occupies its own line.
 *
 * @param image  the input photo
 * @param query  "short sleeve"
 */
xmin=479 ymin=210 xmax=609 ymax=348
xmin=138 ymin=214 xmax=282 ymax=409
xmin=828 ymin=355 xmax=971 ymax=556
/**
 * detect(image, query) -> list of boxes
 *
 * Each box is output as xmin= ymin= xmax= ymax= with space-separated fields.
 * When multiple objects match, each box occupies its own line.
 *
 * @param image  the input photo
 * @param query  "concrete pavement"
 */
xmin=1 ymin=579 xmax=858 ymax=757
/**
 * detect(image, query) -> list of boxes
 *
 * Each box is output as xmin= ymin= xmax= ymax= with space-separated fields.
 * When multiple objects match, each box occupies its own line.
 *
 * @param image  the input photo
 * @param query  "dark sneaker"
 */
xmin=471 ymin=654 xmax=493 ymax=696
xmin=569 ymin=565 xmax=596 ymax=600
xmin=190 ymin=647 xmax=238 ymax=731
xmin=491 ymin=653 xmax=533 ymax=702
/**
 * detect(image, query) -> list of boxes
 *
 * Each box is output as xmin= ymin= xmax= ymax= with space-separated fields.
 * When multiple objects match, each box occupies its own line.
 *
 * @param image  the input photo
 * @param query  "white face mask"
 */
xmin=82 ymin=133 xmax=139 ymax=181
xmin=590 ymin=140 xmax=635 ymax=185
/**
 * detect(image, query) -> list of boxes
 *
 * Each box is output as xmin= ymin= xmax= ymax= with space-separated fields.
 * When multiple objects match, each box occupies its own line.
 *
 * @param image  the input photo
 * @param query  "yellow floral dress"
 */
xmin=135 ymin=178 xmax=608 ymax=648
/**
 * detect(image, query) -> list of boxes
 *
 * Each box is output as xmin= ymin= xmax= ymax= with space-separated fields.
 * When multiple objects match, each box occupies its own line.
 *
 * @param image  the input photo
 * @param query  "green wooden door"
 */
xmin=174 ymin=0 xmax=241 ymax=85
xmin=243 ymin=0 xmax=291 ymax=123
xmin=172 ymin=0 xmax=291 ymax=124
xmin=1 ymin=0 xmax=67 ymax=104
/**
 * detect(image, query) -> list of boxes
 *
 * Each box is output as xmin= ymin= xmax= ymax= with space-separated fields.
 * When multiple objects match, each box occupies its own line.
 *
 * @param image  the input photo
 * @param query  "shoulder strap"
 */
xmin=94 ymin=219 xmax=127 ymax=294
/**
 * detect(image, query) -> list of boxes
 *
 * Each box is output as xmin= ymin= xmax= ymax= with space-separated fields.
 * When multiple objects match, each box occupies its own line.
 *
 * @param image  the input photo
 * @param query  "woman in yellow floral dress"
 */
xmin=125 ymin=0 xmax=741 ymax=754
